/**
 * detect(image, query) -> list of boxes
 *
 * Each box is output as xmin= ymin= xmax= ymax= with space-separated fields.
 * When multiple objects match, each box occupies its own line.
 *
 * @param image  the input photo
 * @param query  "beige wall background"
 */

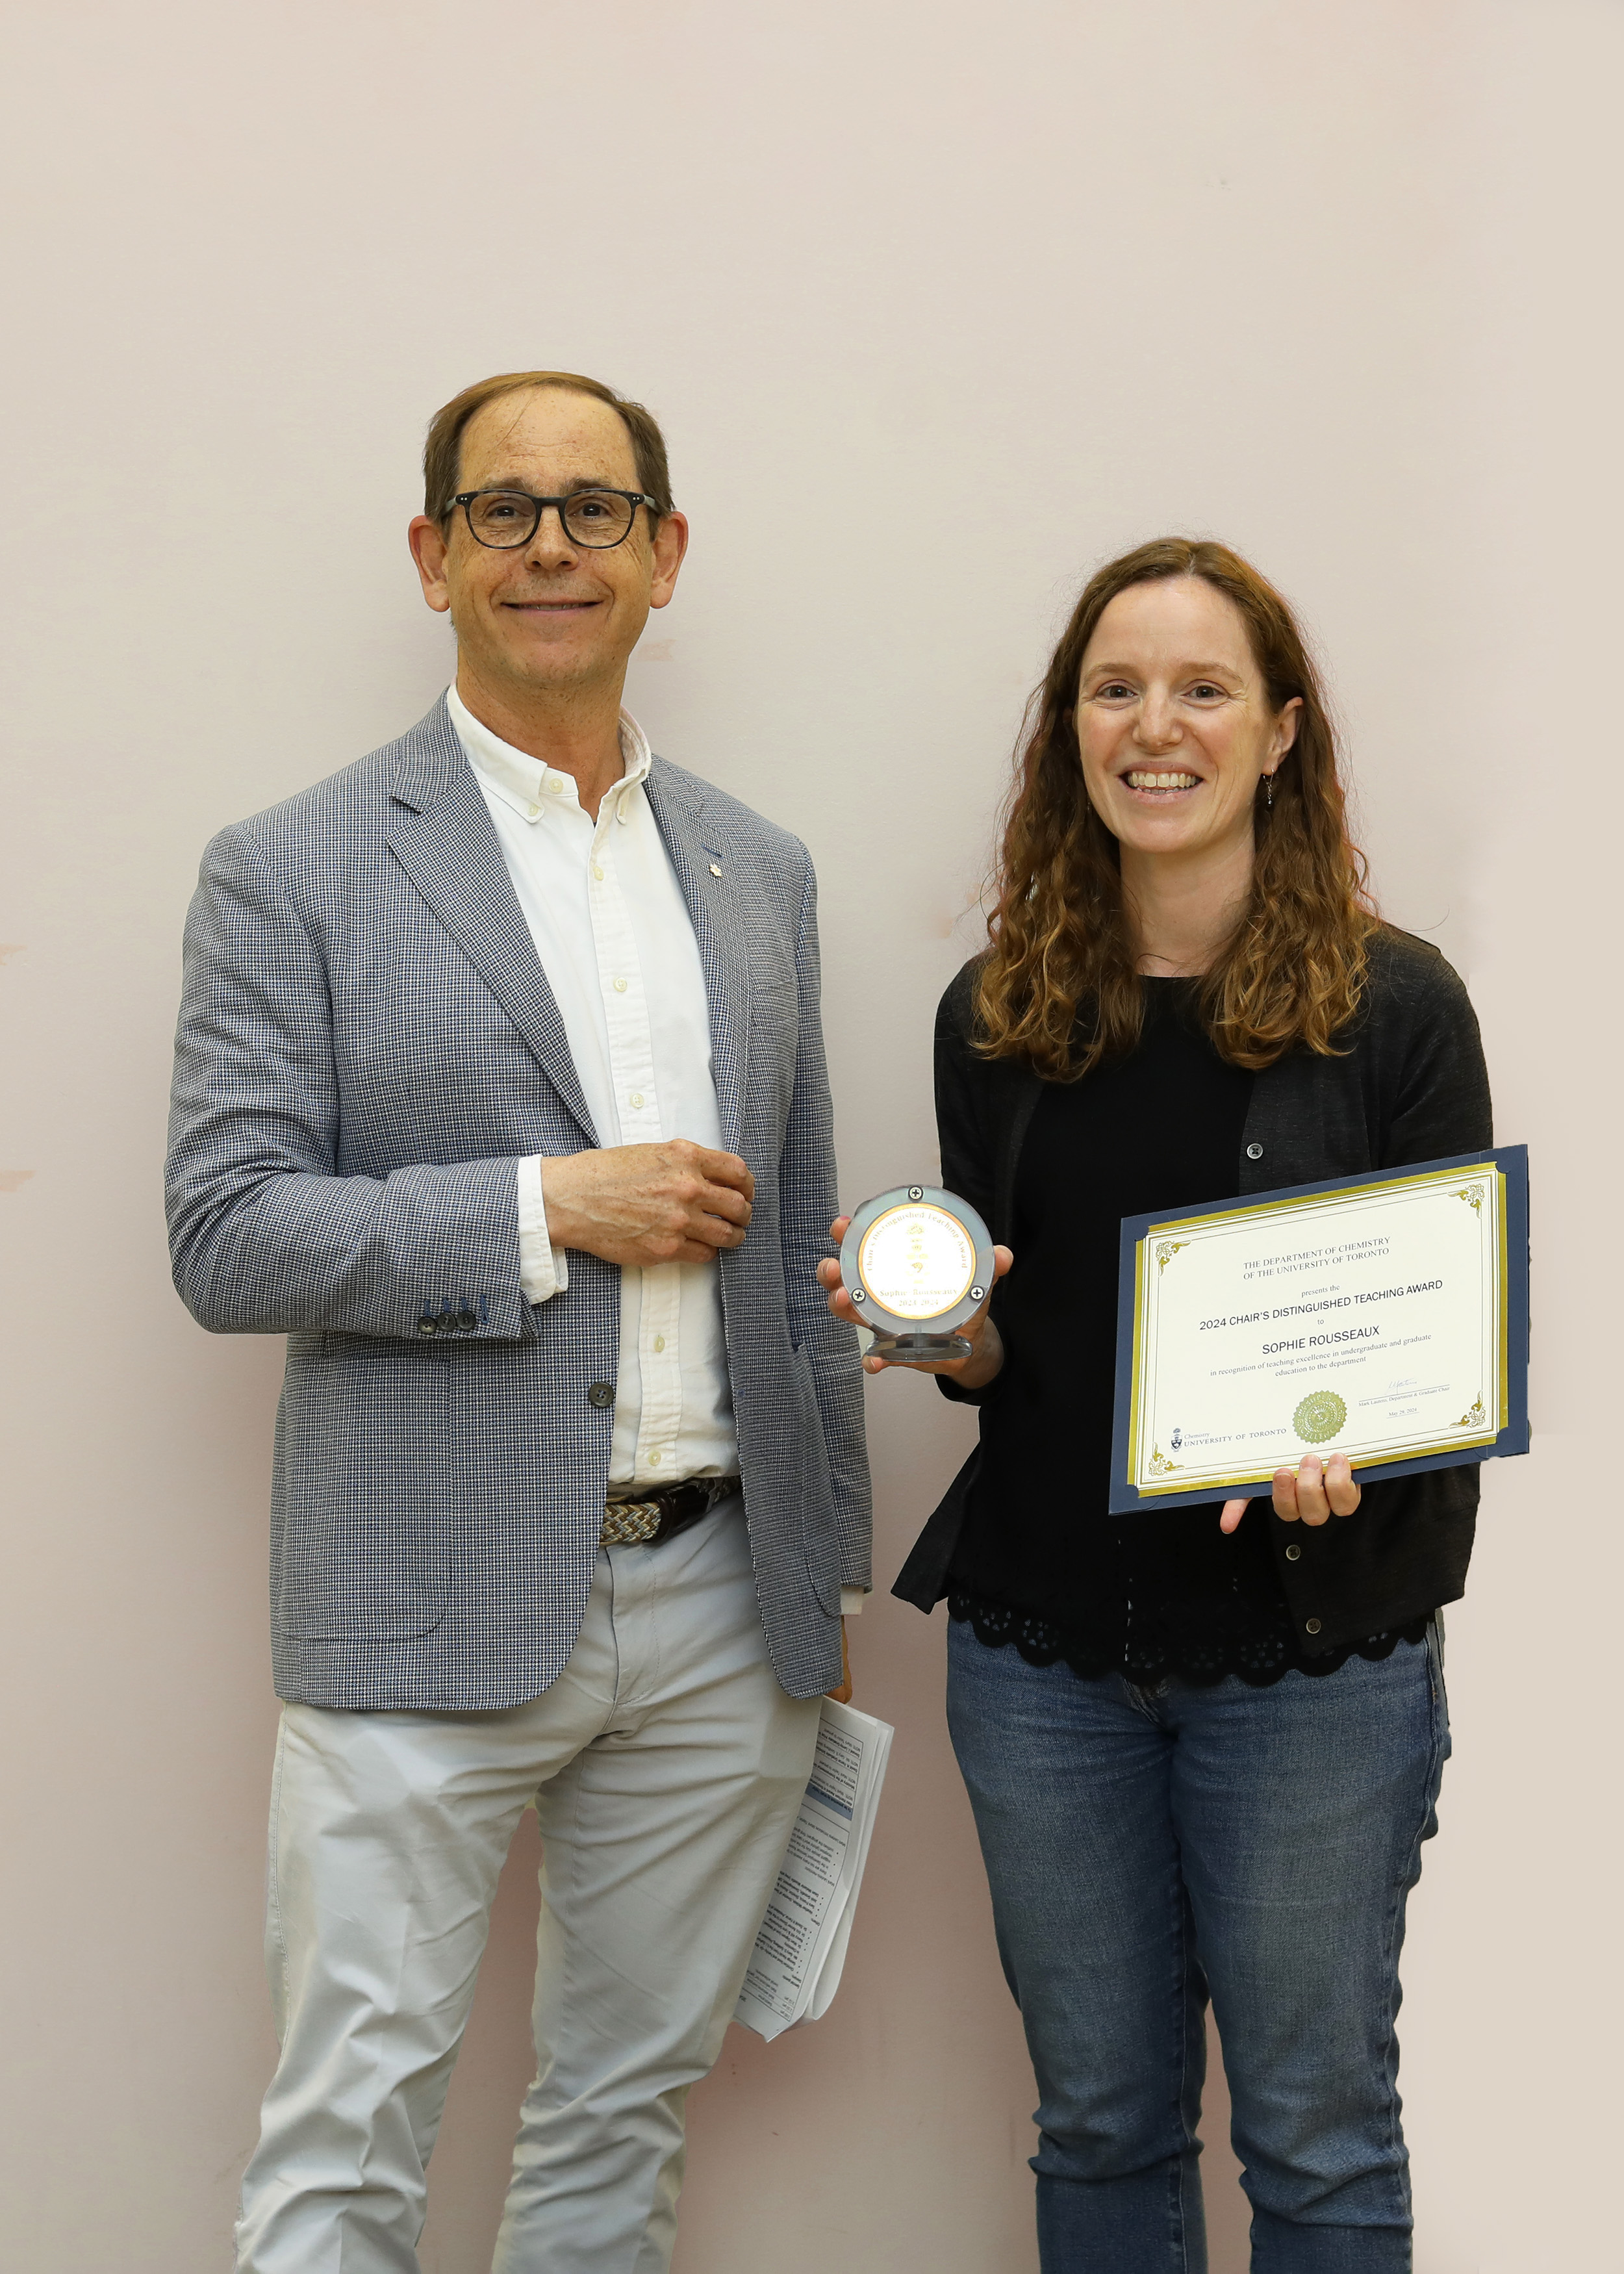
xmin=2 ymin=3 xmax=1619 ymax=2269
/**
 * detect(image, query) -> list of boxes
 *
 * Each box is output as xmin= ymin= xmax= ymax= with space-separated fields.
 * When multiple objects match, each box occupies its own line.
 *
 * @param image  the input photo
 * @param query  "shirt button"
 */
xmin=613 ymin=976 xmax=628 ymax=993
xmin=653 ymin=1334 xmax=666 ymax=1353
xmin=546 ymin=777 xmax=564 ymax=795
xmin=592 ymin=863 xmax=604 ymax=880
xmin=527 ymin=802 xmax=540 ymax=819
xmin=646 ymin=1450 xmax=662 ymax=1467
xmin=1285 ymin=1542 xmax=1302 ymax=1561
xmin=1304 ymin=1616 xmax=1322 ymax=1635
xmin=587 ymin=1382 xmax=615 ymax=1409
xmin=1246 ymin=1142 xmax=1264 ymax=1160
xmin=629 ymin=1092 xmax=644 ymax=1109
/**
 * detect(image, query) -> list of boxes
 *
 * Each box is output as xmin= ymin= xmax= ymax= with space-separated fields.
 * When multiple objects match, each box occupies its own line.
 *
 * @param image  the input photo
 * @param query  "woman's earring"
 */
xmin=1265 ymin=773 xmax=1275 ymax=811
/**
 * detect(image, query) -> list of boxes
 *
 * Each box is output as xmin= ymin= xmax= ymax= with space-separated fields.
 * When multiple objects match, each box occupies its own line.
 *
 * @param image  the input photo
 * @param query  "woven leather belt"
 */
xmin=600 ymin=1475 xmax=740 ymax=1548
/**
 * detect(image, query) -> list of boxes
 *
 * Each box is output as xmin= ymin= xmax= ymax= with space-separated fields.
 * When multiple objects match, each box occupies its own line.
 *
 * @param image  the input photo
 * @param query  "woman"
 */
xmin=820 ymin=540 xmax=1490 ymax=2272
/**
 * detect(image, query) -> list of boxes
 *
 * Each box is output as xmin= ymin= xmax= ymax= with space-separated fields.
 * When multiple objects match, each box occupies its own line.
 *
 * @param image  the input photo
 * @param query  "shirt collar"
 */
xmin=446 ymin=683 xmax=652 ymax=822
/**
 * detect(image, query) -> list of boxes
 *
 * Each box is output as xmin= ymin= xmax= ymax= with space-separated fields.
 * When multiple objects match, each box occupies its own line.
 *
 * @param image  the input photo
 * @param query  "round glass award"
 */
xmin=839 ymin=1185 xmax=996 ymax=1362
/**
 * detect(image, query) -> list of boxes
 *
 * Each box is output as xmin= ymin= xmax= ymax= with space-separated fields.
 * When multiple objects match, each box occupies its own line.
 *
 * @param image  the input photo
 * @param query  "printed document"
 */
xmin=735 ymin=1697 xmax=894 ymax=2041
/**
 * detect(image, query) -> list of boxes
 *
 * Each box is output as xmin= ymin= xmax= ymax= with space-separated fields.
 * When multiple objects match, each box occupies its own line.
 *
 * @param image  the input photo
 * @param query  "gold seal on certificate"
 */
xmin=840 ymin=1185 xmax=996 ymax=1362
xmin=1108 ymin=1149 xmax=1530 ymax=1513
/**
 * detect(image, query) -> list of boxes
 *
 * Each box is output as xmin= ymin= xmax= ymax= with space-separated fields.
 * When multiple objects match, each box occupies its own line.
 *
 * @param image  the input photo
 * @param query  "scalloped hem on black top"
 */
xmin=947 ymin=1585 xmax=1432 ymax=1691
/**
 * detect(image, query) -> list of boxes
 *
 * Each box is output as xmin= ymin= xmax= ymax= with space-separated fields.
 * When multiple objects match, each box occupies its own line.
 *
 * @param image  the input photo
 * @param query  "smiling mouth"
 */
xmin=503 ymin=596 xmax=602 ymax=611
xmin=1122 ymin=769 xmax=1201 ymax=795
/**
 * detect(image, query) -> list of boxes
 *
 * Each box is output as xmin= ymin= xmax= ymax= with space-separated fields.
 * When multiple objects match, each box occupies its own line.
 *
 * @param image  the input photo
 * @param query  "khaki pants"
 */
xmin=235 ymin=1498 xmax=818 ymax=2274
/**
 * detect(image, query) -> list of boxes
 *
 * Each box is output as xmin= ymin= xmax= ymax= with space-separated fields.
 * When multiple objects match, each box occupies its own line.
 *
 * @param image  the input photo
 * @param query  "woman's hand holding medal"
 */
xmin=818 ymin=1216 xmax=1014 ymax=1387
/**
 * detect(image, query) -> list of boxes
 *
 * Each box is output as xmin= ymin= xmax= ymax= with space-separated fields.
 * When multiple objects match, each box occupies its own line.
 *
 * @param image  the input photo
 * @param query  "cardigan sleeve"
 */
xmin=933 ymin=964 xmax=1004 ymax=1409
xmin=934 ymin=967 xmax=998 ymax=1230
xmin=1376 ymin=936 xmax=1495 ymax=1167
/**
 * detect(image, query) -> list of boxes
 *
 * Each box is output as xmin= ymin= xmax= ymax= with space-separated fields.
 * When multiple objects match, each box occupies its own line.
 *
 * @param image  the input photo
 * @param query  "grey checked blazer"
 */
xmin=167 ymin=697 xmax=871 ymax=1709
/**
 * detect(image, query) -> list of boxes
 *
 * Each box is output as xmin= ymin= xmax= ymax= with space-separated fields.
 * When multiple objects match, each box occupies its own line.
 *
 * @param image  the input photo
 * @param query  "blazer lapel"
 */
xmin=385 ymin=701 xmax=600 ymax=1147
xmin=643 ymin=760 xmax=749 ymax=1156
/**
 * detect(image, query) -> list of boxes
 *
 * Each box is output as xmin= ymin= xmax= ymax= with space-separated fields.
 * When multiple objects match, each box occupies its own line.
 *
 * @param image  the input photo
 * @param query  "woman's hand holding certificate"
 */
xmin=1218 ymin=1449 xmax=1362 ymax=1535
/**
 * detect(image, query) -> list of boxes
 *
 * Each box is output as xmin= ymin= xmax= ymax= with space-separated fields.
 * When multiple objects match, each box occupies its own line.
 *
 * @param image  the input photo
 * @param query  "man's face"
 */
xmin=409 ymin=387 xmax=687 ymax=704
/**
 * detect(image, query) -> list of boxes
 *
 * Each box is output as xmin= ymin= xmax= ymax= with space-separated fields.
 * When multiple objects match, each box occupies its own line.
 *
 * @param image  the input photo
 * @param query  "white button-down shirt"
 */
xmin=450 ymin=685 xmax=738 ymax=1492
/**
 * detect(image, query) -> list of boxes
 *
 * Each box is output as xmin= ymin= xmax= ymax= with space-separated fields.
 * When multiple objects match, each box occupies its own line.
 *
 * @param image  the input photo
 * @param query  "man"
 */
xmin=167 ymin=369 xmax=871 ymax=2273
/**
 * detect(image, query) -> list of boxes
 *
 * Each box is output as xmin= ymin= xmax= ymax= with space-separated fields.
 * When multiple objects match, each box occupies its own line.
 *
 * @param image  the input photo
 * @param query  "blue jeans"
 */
xmin=946 ymin=1617 xmax=1450 ymax=2273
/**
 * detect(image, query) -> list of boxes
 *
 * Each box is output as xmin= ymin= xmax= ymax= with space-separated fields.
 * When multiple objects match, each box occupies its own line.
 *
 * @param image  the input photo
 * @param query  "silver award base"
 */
xmin=868 ymin=1329 xmax=973 ymax=1363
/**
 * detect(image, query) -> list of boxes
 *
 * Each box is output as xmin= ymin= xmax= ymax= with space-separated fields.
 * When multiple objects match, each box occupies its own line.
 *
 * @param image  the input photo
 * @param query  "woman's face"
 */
xmin=1076 ymin=577 xmax=1300 ymax=863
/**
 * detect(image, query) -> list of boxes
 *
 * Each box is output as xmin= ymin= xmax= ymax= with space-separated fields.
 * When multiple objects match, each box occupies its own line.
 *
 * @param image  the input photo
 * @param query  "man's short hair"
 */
xmin=424 ymin=370 xmax=674 ymax=526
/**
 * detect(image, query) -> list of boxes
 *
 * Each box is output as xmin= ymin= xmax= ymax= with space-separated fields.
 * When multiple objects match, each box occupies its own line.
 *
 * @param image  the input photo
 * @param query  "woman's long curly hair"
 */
xmin=976 ymin=537 xmax=1377 ymax=1079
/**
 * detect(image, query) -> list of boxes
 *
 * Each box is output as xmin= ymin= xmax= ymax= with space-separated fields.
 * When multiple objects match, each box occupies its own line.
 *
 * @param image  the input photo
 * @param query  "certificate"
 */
xmin=1108 ymin=1148 xmax=1529 ymax=1514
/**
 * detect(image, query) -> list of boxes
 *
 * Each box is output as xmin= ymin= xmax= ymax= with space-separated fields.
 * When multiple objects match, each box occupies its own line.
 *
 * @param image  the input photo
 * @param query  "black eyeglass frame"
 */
xmin=450 ymin=487 xmax=662 ymax=550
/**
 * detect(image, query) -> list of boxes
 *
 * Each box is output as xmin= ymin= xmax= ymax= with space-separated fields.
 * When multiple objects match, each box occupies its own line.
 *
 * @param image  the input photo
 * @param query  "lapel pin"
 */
xmin=709 ymin=861 xmax=722 ymax=877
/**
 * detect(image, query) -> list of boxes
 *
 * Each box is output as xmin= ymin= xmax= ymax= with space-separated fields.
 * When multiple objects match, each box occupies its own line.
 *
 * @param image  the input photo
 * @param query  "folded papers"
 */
xmin=734 ymin=1698 xmax=894 ymax=2041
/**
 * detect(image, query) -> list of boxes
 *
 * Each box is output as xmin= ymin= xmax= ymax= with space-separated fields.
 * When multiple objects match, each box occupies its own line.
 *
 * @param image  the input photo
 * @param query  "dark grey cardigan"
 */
xmin=893 ymin=926 xmax=1495 ymax=1655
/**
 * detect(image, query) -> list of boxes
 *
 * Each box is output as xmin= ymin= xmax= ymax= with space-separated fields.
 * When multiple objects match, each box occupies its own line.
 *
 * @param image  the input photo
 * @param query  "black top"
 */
xmin=893 ymin=926 xmax=1495 ymax=1657
xmin=948 ymin=980 xmax=1425 ymax=1685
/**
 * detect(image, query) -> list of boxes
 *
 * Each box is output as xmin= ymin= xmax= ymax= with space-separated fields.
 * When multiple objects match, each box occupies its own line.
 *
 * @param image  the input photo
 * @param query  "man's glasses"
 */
xmin=451 ymin=487 xmax=659 ymax=550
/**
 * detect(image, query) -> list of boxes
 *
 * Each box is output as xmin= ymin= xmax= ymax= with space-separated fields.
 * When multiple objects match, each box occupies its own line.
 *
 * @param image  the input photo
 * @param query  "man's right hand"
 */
xmin=539 ymin=1142 xmax=754 ymax=1268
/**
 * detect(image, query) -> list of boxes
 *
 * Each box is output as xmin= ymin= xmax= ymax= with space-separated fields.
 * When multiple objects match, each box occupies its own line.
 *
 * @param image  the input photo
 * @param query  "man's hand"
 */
xmin=540 ymin=1142 xmax=754 ymax=1268
xmin=817 ymin=1215 xmax=1013 ymax=1391
xmin=1219 ymin=1452 xmax=1361 ymax=1535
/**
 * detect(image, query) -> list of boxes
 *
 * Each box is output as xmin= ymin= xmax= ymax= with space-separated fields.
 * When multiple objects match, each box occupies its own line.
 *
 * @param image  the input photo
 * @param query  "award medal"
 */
xmin=840 ymin=1185 xmax=996 ymax=1362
